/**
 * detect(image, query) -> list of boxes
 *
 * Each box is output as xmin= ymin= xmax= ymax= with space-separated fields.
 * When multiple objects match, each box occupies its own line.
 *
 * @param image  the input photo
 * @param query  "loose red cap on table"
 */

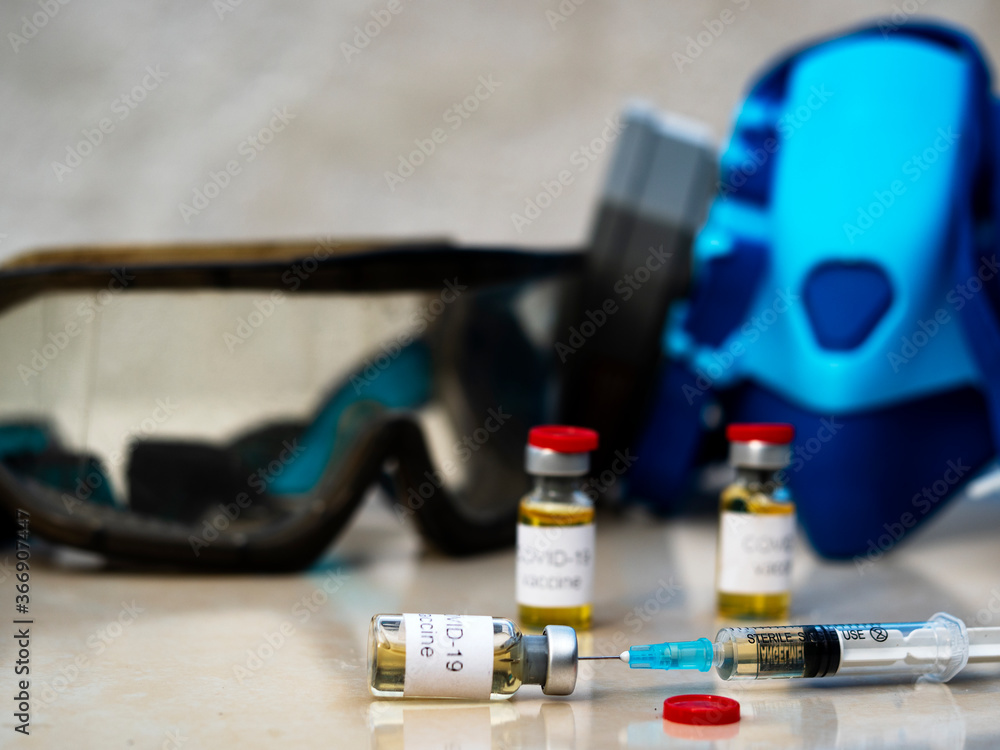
xmin=725 ymin=423 xmax=794 ymax=445
xmin=528 ymin=426 xmax=599 ymax=453
xmin=663 ymin=694 xmax=740 ymax=725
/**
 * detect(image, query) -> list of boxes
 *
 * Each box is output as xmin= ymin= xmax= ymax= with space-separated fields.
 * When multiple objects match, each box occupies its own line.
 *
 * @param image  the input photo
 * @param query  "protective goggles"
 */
xmin=0 ymin=239 xmax=581 ymax=570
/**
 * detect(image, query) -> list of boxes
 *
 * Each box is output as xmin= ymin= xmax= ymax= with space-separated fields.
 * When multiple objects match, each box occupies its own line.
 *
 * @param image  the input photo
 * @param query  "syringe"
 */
xmin=580 ymin=612 xmax=1000 ymax=683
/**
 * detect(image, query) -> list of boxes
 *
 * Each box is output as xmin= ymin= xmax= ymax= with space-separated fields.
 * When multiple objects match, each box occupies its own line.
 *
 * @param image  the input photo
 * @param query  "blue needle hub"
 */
xmin=627 ymin=638 xmax=714 ymax=672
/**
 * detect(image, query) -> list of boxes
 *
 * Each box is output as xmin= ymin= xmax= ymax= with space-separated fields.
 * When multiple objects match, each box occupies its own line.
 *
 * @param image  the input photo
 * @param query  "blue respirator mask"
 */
xmin=629 ymin=21 xmax=1000 ymax=560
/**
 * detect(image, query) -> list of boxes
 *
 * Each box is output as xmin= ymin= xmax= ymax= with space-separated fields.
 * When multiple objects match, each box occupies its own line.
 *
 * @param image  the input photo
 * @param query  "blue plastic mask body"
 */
xmin=679 ymin=33 xmax=980 ymax=410
xmin=632 ymin=24 xmax=999 ymax=558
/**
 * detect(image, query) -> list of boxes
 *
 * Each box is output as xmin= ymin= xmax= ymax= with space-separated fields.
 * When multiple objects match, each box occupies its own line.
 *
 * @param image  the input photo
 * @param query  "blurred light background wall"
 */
xmin=2 ymin=1 xmax=999 ymax=260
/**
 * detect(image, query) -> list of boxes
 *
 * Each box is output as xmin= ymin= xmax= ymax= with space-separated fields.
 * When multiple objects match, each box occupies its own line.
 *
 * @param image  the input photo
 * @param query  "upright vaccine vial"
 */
xmin=516 ymin=426 xmax=598 ymax=630
xmin=716 ymin=423 xmax=796 ymax=619
xmin=367 ymin=613 xmax=579 ymax=699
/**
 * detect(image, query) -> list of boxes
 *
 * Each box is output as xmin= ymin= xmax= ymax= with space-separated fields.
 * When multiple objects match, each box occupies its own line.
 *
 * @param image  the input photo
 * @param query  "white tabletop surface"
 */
xmin=10 ymin=487 xmax=1000 ymax=749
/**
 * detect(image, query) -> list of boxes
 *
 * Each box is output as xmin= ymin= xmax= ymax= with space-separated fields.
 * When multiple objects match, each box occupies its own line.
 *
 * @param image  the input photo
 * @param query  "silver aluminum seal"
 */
xmin=729 ymin=440 xmax=791 ymax=469
xmin=542 ymin=625 xmax=579 ymax=696
xmin=524 ymin=445 xmax=590 ymax=476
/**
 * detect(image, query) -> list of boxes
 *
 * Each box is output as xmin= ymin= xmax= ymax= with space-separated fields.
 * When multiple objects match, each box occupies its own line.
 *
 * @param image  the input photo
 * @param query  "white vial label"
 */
xmin=402 ymin=613 xmax=494 ymax=699
xmin=516 ymin=523 xmax=595 ymax=608
xmin=718 ymin=511 xmax=795 ymax=594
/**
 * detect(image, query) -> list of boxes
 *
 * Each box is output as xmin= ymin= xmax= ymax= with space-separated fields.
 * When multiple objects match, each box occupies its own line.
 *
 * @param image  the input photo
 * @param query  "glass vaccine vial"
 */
xmin=716 ymin=423 xmax=796 ymax=619
xmin=367 ymin=613 xmax=579 ymax=699
xmin=516 ymin=426 xmax=599 ymax=630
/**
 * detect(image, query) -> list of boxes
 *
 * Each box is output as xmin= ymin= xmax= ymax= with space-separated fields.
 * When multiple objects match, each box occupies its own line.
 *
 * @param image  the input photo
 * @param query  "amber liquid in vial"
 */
xmin=368 ymin=615 xmax=524 ymax=699
xmin=517 ymin=500 xmax=594 ymax=630
xmin=716 ymin=482 xmax=794 ymax=620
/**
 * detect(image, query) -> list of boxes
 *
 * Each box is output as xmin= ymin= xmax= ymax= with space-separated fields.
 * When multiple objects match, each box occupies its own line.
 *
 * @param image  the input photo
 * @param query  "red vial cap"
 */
xmin=663 ymin=694 xmax=740 ymax=726
xmin=528 ymin=425 xmax=599 ymax=453
xmin=726 ymin=422 xmax=794 ymax=445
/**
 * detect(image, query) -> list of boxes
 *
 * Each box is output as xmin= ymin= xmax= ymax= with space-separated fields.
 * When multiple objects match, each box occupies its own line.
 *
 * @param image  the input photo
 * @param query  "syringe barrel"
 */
xmin=714 ymin=612 xmax=969 ymax=682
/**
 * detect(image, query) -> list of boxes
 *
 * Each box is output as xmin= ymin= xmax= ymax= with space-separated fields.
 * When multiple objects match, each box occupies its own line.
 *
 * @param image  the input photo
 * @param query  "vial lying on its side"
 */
xmin=368 ymin=613 xmax=578 ymax=699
